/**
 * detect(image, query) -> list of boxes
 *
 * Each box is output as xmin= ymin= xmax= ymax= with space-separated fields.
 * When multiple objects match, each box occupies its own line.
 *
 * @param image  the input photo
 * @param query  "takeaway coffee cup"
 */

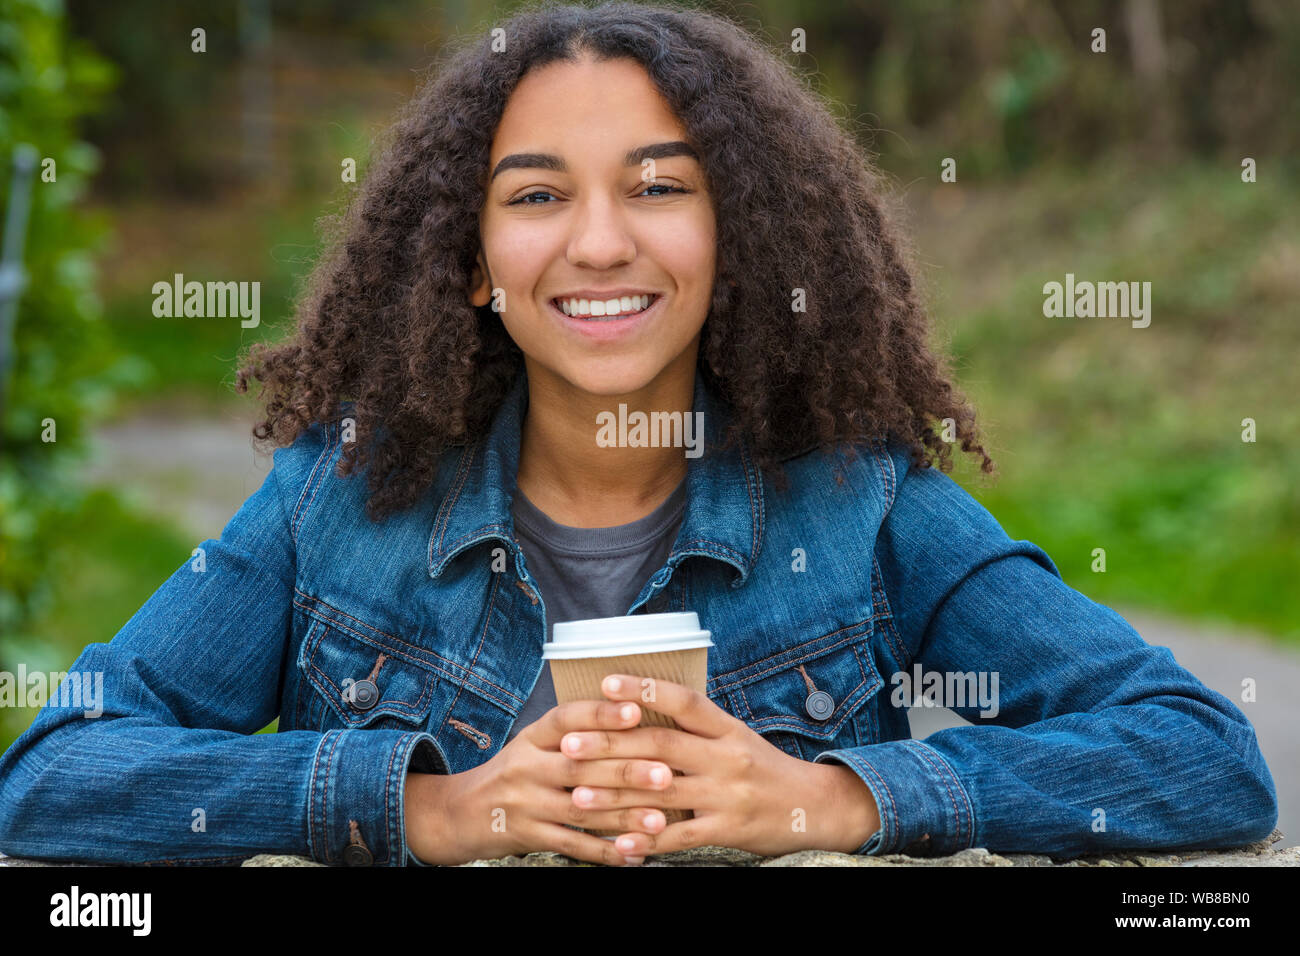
xmin=542 ymin=611 xmax=713 ymax=838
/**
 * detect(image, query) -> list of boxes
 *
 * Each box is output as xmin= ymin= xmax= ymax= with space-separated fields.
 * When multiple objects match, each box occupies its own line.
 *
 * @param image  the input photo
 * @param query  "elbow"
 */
xmin=0 ymin=728 xmax=91 ymax=860
xmin=1197 ymin=718 xmax=1279 ymax=848
xmin=1229 ymin=737 xmax=1280 ymax=846
xmin=0 ymin=757 xmax=38 ymax=858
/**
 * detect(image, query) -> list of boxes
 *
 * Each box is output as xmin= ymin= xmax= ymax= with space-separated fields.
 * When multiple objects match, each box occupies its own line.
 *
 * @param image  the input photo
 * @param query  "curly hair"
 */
xmin=235 ymin=0 xmax=996 ymax=523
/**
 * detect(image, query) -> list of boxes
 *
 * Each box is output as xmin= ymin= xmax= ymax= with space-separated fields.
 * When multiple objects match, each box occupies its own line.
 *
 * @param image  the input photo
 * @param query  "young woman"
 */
xmin=0 ymin=1 xmax=1277 ymax=867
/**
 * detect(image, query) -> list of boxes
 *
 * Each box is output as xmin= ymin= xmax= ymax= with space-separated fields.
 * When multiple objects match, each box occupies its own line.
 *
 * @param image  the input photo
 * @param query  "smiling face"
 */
xmin=470 ymin=53 xmax=716 ymax=399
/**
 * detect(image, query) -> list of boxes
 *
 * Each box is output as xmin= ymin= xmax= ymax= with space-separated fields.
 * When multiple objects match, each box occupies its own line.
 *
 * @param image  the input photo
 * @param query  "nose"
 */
xmin=566 ymin=193 xmax=637 ymax=271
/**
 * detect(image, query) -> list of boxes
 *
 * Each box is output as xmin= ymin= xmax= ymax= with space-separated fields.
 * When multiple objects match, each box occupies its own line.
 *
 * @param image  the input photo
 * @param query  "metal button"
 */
xmin=804 ymin=690 xmax=834 ymax=721
xmin=343 ymin=843 xmax=373 ymax=866
xmin=349 ymin=679 xmax=379 ymax=711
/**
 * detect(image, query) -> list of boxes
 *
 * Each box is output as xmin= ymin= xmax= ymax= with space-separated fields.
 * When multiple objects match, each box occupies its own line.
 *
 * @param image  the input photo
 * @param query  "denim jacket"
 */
xmin=0 ymin=364 xmax=1278 ymax=865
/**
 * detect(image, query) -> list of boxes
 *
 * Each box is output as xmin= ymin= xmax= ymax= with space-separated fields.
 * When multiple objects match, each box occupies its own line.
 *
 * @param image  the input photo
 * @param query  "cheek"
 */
xmin=487 ymin=226 xmax=555 ymax=287
xmin=652 ymin=221 xmax=715 ymax=287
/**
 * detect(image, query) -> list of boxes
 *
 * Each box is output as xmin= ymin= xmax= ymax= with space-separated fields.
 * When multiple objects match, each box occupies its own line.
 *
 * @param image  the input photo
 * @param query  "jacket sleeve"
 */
xmin=813 ymin=445 xmax=1279 ymax=858
xmin=0 ymin=424 xmax=449 ymax=866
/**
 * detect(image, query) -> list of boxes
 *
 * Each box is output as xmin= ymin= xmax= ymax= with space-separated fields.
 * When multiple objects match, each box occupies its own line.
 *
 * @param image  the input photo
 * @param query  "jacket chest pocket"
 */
xmin=296 ymin=616 xmax=438 ymax=733
xmin=711 ymin=618 xmax=884 ymax=761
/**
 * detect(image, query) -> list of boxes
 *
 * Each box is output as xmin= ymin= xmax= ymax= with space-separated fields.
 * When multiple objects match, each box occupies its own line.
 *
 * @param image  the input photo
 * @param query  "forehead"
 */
xmin=490 ymin=54 xmax=689 ymax=160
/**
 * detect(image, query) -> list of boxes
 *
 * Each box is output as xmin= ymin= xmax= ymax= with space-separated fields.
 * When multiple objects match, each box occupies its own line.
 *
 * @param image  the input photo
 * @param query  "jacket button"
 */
xmin=804 ymin=690 xmax=834 ymax=720
xmin=343 ymin=843 xmax=374 ymax=866
xmin=349 ymin=679 xmax=379 ymax=711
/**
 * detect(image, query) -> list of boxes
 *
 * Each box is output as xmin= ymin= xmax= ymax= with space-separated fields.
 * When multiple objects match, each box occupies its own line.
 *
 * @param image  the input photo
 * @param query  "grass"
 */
xmin=913 ymin=155 xmax=1300 ymax=640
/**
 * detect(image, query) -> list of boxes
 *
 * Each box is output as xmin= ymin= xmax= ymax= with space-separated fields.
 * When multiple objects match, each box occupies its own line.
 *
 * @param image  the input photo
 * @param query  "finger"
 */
xmin=535 ymin=822 xmax=648 ymax=867
xmin=607 ymin=815 xmax=715 ymax=859
xmin=543 ymin=751 xmax=677 ymax=791
xmin=600 ymin=674 xmax=734 ymax=738
xmin=525 ymin=697 xmax=642 ymax=749
xmin=557 ymin=723 xmax=712 ymax=775
xmin=541 ymin=787 xmax=670 ymax=836
xmin=569 ymin=777 xmax=702 ymax=813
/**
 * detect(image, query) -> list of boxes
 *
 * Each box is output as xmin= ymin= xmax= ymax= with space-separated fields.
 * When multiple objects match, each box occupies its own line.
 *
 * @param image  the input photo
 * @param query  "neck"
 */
xmin=515 ymin=363 xmax=696 ymax=528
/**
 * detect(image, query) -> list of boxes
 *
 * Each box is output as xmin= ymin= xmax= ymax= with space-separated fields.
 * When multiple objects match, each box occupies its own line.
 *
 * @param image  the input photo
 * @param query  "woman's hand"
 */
xmin=404 ymin=697 xmax=676 ymax=866
xmin=560 ymin=674 xmax=881 ymax=860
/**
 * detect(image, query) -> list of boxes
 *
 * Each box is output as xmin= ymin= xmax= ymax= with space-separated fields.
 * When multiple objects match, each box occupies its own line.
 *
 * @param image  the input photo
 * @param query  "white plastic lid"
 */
xmin=542 ymin=611 xmax=713 ymax=660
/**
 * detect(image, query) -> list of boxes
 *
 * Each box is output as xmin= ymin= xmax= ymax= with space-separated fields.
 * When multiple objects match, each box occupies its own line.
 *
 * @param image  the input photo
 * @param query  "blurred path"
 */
xmin=82 ymin=406 xmax=1298 ymax=848
xmin=81 ymin=403 xmax=274 ymax=543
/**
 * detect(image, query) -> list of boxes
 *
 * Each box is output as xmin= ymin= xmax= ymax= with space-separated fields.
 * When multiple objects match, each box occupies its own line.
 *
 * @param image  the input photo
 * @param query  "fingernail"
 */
xmin=604 ymin=677 xmax=622 ymax=693
xmin=564 ymin=735 xmax=581 ymax=753
xmin=616 ymin=836 xmax=636 ymax=852
xmin=624 ymin=856 xmax=645 ymax=866
xmin=620 ymin=703 xmax=637 ymax=720
xmin=650 ymin=767 xmax=668 ymax=785
xmin=574 ymin=787 xmax=593 ymax=804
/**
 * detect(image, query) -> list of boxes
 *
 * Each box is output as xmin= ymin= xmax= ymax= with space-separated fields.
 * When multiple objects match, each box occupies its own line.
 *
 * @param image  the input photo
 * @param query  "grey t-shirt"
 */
xmin=504 ymin=476 xmax=688 ymax=744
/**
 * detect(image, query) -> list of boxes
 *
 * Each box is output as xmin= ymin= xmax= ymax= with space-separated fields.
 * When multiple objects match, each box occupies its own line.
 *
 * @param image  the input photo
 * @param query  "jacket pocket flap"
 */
xmin=710 ymin=617 xmax=883 ymax=741
xmin=299 ymin=616 xmax=437 ymax=729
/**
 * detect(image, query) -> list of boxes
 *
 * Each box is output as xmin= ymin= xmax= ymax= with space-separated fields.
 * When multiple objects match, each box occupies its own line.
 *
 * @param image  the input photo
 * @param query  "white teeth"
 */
xmin=556 ymin=294 xmax=655 ymax=319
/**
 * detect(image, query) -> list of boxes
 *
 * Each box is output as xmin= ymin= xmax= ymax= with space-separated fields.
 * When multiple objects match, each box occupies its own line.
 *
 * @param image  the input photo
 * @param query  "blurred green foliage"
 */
xmin=759 ymin=0 xmax=1300 ymax=174
xmin=0 ymin=0 xmax=128 ymax=656
xmin=928 ymin=157 xmax=1299 ymax=638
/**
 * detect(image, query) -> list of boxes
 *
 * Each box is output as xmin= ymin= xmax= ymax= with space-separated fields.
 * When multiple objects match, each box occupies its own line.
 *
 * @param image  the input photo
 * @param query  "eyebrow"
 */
xmin=489 ymin=140 xmax=700 ymax=182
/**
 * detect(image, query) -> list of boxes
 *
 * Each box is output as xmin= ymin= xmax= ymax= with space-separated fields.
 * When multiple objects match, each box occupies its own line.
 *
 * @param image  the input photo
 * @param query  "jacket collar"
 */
xmin=427 ymin=363 xmax=764 ymax=589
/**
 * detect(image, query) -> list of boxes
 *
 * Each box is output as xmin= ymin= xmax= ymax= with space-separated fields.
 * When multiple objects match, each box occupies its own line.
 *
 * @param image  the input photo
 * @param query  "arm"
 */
xmin=813 ymin=449 xmax=1278 ymax=858
xmin=0 ymin=426 xmax=448 ymax=865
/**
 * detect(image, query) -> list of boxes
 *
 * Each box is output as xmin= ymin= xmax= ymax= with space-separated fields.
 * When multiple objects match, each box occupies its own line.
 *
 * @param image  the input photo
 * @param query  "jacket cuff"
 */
xmin=307 ymin=729 xmax=449 ymax=866
xmin=814 ymin=739 xmax=974 ymax=856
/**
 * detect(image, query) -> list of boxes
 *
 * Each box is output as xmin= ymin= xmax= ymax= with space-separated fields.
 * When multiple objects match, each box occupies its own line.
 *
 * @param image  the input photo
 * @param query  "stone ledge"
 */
xmin=2 ymin=828 xmax=1291 ymax=867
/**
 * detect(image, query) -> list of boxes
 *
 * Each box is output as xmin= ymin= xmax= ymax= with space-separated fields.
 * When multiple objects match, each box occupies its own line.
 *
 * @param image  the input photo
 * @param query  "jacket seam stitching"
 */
xmin=710 ymin=618 xmax=884 ymax=691
xmin=870 ymin=555 xmax=909 ymax=666
xmin=439 ymin=570 xmax=503 ymax=736
xmin=869 ymin=437 xmax=897 ymax=512
xmin=292 ymin=425 xmax=339 ymax=542
xmin=292 ymin=591 xmax=524 ymax=708
xmin=905 ymin=739 xmax=973 ymax=849
xmin=740 ymin=435 xmax=762 ymax=578
xmin=382 ymin=734 xmax=410 ymax=865
xmin=318 ymin=729 xmax=341 ymax=864
xmin=307 ymin=730 xmax=331 ymax=863
xmin=303 ymin=646 xmax=435 ymax=723
xmin=430 ymin=444 xmax=478 ymax=562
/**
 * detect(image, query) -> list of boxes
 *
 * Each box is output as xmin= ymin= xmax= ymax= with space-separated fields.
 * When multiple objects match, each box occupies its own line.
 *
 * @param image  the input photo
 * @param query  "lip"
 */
xmin=548 ymin=293 xmax=664 ymax=343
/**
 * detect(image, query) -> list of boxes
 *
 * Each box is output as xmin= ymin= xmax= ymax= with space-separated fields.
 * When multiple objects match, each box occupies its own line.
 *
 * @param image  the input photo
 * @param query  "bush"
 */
xmin=0 ymin=0 xmax=118 ymax=650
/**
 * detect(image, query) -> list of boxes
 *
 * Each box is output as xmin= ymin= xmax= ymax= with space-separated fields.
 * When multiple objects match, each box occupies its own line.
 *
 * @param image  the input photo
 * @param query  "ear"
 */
xmin=468 ymin=244 xmax=492 ymax=307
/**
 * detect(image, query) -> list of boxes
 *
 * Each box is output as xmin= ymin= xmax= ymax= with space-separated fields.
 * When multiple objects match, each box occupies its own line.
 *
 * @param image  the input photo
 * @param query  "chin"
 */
xmin=558 ymin=360 xmax=661 ymax=397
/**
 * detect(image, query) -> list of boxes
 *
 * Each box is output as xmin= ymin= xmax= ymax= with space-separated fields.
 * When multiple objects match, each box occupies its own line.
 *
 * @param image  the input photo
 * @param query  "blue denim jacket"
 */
xmin=0 ymin=364 xmax=1278 ymax=865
